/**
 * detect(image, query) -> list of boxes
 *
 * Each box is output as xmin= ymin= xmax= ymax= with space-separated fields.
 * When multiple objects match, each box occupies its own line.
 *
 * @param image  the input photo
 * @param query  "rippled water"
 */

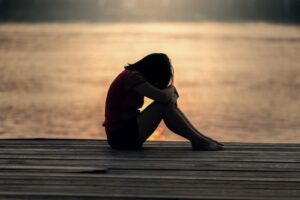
xmin=0 ymin=22 xmax=299 ymax=142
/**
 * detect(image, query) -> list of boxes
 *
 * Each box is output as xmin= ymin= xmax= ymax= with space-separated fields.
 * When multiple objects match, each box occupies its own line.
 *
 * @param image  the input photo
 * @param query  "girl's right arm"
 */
xmin=132 ymin=82 xmax=177 ymax=103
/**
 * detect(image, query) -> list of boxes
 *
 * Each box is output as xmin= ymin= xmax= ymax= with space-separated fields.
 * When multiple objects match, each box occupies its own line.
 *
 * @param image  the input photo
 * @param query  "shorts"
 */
xmin=105 ymin=118 xmax=143 ymax=150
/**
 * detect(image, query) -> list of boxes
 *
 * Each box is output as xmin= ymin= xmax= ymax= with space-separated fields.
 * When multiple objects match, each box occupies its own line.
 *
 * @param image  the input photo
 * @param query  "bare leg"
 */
xmin=175 ymin=108 xmax=224 ymax=146
xmin=137 ymin=101 xmax=222 ymax=150
xmin=137 ymin=101 xmax=166 ymax=143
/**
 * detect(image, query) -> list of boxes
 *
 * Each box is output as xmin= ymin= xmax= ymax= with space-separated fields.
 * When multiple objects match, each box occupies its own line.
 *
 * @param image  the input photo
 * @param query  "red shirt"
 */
xmin=102 ymin=69 xmax=146 ymax=130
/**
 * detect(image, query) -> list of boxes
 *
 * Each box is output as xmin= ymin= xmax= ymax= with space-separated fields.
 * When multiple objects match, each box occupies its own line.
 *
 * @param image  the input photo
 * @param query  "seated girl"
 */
xmin=102 ymin=53 xmax=223 ymax=150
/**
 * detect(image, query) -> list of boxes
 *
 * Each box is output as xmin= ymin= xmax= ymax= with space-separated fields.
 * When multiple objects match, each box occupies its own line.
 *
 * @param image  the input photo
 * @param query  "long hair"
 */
xmin=124 ymin=53 xmax=174 ymax=89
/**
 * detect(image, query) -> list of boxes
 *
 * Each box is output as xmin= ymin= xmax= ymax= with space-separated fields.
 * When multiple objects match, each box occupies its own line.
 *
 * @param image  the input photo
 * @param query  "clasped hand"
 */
xmin=167 ymin=85 xmax=179 ymax=106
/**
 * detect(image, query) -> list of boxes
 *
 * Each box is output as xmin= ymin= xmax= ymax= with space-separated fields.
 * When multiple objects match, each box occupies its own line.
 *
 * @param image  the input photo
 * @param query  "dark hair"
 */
xmin=124 ymin=53 xmax=174 ymax=89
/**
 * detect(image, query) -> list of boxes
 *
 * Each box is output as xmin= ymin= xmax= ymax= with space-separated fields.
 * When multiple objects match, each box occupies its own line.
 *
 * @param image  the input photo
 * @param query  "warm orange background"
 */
xmin=0 ymin=23 xmax=299 ymax=142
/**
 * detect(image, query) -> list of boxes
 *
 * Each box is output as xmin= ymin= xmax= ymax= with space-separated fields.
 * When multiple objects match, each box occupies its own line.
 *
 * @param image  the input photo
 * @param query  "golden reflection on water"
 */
xmin=0 ymin=23 xmax=299 ymax=142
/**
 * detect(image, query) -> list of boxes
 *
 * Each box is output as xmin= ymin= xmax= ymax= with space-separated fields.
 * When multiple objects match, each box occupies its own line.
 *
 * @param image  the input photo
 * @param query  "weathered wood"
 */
xmin=1 ymin=160 xmax=300 ymax=172
xmin=0 ymin=193 xmax=298 ymax=200
xmin=1 ymin=154 xmax=300 ymax=163
xmin=1 ymin=175 xmax=300 ymax=189
xmin=1 ymin=170 xmax=300 ymax=179
xmin=0 ymin=139 xmax=299 ymax=200
xmin=0 ymin=172 xmax=299 ymax=182
xmin=0 ymin=185 xmax=299 ymax=198
xmin=0 ymin=139 xmax=299 ymax=149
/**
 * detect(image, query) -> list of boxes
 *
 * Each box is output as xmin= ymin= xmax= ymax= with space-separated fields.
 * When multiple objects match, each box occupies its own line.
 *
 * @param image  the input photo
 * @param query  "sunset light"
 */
xmin=0 ymin=1 xmax=299 ymax=143
xmin=1 ymin=1 xmax=300 ymax=199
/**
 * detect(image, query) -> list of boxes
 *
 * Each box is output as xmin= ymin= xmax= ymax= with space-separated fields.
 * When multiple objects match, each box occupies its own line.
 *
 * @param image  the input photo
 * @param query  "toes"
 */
xmin=191 ymin=143 xmax=223 ymax=151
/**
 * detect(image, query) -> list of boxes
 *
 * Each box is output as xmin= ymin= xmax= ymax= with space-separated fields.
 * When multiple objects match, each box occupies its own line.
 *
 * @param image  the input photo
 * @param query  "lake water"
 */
xmin=0 ymin=22 xmax=299 ymax=142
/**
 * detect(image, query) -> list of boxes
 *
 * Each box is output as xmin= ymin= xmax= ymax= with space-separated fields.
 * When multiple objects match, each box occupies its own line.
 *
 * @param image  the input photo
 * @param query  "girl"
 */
xmin=102 ymin=53 xmax=223 ymax=150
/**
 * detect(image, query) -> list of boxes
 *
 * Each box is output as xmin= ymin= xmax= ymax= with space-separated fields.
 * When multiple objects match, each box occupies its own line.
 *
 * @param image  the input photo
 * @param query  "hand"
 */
xmin=167 ymin=85 xmax=179 ymax=97
xmin=168 ymin=85 xmax=179 ymax=106
xmin=174 ymin=86 xmax=179 ymax=99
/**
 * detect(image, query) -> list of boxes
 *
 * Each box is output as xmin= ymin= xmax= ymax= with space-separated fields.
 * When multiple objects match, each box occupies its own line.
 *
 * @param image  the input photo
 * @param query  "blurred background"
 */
xmin=0 ymin=0 xmax=299 ymax=142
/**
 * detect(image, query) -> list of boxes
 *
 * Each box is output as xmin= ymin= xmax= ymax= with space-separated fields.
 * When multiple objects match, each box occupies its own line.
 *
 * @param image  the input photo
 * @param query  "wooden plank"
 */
xmin=1 ymin=147 xmax=299 ymax=155
xmin=0 ymin=172 xmax=299 ymax=182
xmin=2 ymin=142 xmax=300 ymax=148
xmin=1 ymin=148 xmax=299 ymax=158
xmin=0 ymin=139 xmax=299 ymax=200
xmin=0 ymin=185 xmax=299 ymax=198
xmin=109 ymin=168 xmax=300 ymax=179
xmin=0 ymin=140 xmax=300 ymax=151
xmin=0 ymin=148 xmax=299 ymax=159
xmin=0 ymin=141 xmax=299 ymax=149
xmin=0 ymin=165 xmax=107 ymax=173
xmin=0 ymin=175 xmax=299 ymax=189
xmin=0 ymin=181 xmax=298 ymax=193
xmin=0 ymin=154 xmax=299 ymax=163
xmin=0 ymin=139 xmax=299 ymax=149
xmin=1 ymin=192 xmax=298 ymax=200
xmin=1 ymin=170 xmax=299 ymax=179
xmin=1 ymin=159 xmax=300 ymax=171
xmin=0 ymin=138 xmax=298 ymax=145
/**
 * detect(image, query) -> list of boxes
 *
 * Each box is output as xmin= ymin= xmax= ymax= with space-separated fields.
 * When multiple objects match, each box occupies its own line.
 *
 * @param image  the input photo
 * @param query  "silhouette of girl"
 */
xmin=102 ymin=53 xmax=223 ymax=150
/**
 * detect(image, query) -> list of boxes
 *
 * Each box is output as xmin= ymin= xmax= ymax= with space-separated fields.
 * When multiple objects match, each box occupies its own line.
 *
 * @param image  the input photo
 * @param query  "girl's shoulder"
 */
xmin=123 ymin=69 xmax=146 ymax=90
xmin=124 ymin=69 xmax=141 ymax=75
xmin=123 ymin=69 xmax=144 ymax=79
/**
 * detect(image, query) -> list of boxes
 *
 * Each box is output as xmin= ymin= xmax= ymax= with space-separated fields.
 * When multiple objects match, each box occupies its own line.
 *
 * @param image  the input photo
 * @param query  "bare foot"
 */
xmin=205 ymin=137 xmax=224 ymax=146
xmin=191 ymin=141 xmax=223 ymax=151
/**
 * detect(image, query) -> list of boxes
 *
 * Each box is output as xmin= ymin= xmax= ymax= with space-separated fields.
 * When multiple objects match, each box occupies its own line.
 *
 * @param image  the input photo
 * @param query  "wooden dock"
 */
xmin=0 ymin=139 xmax=299 ymax=199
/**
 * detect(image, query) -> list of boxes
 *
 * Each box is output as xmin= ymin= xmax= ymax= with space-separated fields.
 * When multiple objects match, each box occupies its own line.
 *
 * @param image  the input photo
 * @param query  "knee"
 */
xmin=152 ymin=100 xmax=177 ymax=111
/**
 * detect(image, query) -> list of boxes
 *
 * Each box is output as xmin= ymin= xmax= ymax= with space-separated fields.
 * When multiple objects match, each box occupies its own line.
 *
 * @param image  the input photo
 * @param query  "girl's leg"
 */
xmin=175 ymin=108 xmax=224 ymax=146
xmin=137 ymin=101 xmax=170 ymax=144
xmin=137 ymin=101 xmax=221 ymax=149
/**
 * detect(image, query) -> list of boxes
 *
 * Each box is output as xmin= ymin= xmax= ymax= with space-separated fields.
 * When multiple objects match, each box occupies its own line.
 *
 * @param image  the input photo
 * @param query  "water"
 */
xmin=0 ymin=22 xmax=299 ymax=142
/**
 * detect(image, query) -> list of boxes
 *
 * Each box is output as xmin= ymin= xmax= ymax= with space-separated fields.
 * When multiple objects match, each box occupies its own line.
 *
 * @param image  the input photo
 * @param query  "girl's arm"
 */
xmin=132 ymin=82 xmax=178 ymax=103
